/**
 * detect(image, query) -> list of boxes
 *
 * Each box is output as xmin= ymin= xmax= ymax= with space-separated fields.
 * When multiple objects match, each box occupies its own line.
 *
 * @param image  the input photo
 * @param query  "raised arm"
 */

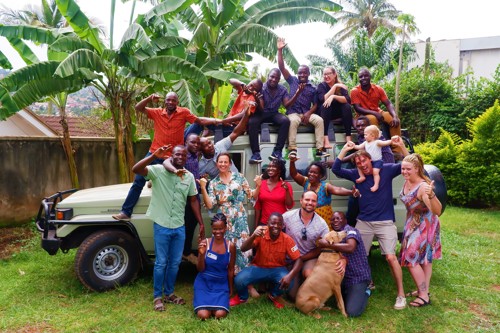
xmin=289 ymin=156 xmax=307 ymax=186
xmin=199 ymin=178 xmax=214 ymax=210
xmin=227 ymin=108 xmax=251 ymax=143
xmin=277 ymin=37 xmax=291 ymax=80
xmin=135 ymin=94 xmax=160 ymax=114
xmin=132 ymin=145 xmax=171 ymax=176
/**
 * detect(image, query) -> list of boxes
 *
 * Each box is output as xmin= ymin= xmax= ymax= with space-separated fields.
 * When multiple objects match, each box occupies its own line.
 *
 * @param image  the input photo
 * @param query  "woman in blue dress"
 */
xmin=193 ymin=213 xmax=236 ymax=320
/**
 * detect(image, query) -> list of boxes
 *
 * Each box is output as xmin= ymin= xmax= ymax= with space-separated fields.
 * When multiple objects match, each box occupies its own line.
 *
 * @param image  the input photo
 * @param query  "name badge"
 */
xmin=207 ymin=252 xmax=218 ymax=260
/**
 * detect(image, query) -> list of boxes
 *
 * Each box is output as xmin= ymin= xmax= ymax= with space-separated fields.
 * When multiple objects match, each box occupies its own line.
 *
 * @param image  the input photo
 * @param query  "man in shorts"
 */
xmin=332 ymin=139 xmax=409 ymax=310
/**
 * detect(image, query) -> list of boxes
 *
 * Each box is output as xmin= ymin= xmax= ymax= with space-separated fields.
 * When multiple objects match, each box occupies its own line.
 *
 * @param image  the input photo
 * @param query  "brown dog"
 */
xmin=295 ymin=230 xmax=347 ymax=318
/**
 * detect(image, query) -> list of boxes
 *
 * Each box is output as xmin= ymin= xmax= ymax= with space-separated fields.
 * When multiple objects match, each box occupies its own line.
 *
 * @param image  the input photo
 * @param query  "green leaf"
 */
xmin=144 ymin=0 xmax=196 ymax=22
xmin=0 ymin=85 xmax=19 ymax=119
xmin=173 ymin=79 xmax=204 ymax=115
xmin=49 ymin=35 xmax=95 ymax=53
xmin=138 ymin=56 xmax=210 ymax=93
xmin=0 ymin=51 xmax=13 ymax=70
xmin=204 ymin=70 xmax=249 ymax=83
xmin=4 ymin=37 xmax=40 ymax=65
xmin=56 ymin=0 xmax=105 ymax=54
xmin=0 ymin=61 xmax=60 ymax=92
xmin=0 ymin=24 xmax=59 ymax=45
xmin=54 ymin=49 xmax=105 ymax=78
xmin=118 ymin=23 xmax=153 ymax=55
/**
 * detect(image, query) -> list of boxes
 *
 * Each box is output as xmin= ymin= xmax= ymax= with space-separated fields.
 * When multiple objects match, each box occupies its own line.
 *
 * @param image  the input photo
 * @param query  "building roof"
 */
xmin=37 ymin=114 xmax=114 ymax=137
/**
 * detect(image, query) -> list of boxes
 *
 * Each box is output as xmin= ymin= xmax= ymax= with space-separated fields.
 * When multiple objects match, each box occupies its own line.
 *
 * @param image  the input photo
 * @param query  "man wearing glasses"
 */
xmin=282 ymin=191 xmax=329 ymax=300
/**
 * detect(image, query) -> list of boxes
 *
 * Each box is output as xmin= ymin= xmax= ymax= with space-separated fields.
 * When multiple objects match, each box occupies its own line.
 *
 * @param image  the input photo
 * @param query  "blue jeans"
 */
xmin=342 ymin=280 xmax=370 ymax=317
xmin=234 ymin=266 xmax=292 ymax=300
xmin=153 ymin=223 xmax=186 ymax=298
xmin=121 ymin=152 xmax=164 ymax=217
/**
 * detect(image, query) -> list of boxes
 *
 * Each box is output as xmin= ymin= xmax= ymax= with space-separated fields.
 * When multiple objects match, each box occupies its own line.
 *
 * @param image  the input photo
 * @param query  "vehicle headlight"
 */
xmin=56 ymin=208 xmax=73 ymax=220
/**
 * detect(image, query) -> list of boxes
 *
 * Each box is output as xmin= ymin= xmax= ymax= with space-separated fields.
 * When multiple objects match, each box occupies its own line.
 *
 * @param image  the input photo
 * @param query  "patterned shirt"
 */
xmin=147 ymin=107 xmax=198 ymax=153
xmin=350 ymin=83 xmax=389 ymax=113
xmin=341 ymin=225 xmax=372 ymax=287
xmin=185 ymin=150 xmax=200 ymax=192
xmin=261 ymin=82 xmax=288 ymax=113
xmin=251 ymin=232 xmax=300 ymax=268
xmin=145 ymin=165 xmax=197 ymax=228
xmin=282 ymin=209 xmax=329 ymax=255
xmin=285 ymin=76 xmax=316 ymax=115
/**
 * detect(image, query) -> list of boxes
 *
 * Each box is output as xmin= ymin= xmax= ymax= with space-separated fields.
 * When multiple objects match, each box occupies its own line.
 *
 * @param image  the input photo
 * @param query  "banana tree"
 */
xmin=141 ymin=0 xmax=342 ymax=116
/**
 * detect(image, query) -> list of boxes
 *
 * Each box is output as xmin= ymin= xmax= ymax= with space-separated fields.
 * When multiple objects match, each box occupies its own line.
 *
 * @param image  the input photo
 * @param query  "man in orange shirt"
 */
xmin=112 ymin=92 xmax=218 ymax=221
xmin=229 ymin=213 xmax=303 ymax=309
xmin=351 ymin=68 xmax=401 ymax=138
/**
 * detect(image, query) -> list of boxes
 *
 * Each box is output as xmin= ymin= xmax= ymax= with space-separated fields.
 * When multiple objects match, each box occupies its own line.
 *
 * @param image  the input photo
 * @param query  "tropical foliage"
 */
xmin=416 ymin=101 xmax=500 ymax=207
xmin=333 ymin=0 xmax=401 ymax=42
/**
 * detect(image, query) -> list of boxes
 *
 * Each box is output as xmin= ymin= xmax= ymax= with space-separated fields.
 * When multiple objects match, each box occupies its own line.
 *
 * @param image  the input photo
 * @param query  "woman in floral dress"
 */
xmin=200 ymin=152 xmax=261 ymax=273
xmin=399 ymin=154 xmax=442 ymax=307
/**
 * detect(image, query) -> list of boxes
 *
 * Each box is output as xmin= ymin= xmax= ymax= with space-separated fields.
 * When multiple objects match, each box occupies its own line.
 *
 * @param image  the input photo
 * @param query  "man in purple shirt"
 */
xmin=277 ymin=37 xmax=328 ymax=159
xmin=248 ymin=68 xmax=291 ymax=163
xmin=318 ymin=211 xmax=372 ymax=317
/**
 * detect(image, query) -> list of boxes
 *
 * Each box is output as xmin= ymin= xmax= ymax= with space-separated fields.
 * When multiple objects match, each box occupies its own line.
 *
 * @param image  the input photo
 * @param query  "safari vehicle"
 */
xmin=36 ymin=124 xmax=447 ymax=292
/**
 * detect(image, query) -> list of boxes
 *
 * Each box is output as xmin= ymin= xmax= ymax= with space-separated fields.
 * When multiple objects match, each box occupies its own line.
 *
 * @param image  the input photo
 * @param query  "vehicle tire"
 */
xmin=424 ymin=165 xmax=447 ymax=213
xmin=75 ymin=229 xmax=140 ymax=292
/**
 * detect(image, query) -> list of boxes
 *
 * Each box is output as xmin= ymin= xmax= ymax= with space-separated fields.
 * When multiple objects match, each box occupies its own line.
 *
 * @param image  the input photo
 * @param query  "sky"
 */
xmin=1 ymin=0 xmax=499 ymax=70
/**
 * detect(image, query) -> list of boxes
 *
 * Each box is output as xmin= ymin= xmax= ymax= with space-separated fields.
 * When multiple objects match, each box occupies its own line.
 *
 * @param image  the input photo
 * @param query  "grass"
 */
xmin=0 ymin=206 xmax=498 ymax=333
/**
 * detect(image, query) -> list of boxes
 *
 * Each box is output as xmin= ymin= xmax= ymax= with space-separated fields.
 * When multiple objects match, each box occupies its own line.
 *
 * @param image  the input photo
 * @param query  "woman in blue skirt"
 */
xmin=193 ymin=213 xmax=236 ymax=319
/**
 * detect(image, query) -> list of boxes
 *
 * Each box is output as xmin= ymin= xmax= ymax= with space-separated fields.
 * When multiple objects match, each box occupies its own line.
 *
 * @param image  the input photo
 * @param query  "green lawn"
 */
xmin=0 ymin=207 xmax=498 ymax=333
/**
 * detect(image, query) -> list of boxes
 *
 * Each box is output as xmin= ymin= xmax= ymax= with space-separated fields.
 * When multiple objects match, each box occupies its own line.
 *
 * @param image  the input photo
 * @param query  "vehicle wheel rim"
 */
xmin=93 ymin=245 xmax=128 ymax=281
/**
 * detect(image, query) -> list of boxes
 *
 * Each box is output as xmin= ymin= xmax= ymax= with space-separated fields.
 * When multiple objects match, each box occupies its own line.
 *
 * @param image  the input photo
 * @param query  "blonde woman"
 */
xmin=399 ymin=154 xmax=442 ymax=307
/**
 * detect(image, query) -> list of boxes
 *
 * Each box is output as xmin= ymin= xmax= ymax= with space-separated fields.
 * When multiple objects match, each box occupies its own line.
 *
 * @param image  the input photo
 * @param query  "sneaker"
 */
xmin=268 ymin=294 xmax=285 ymax=309
xmin=394 ymin=296 xmax=407 ymax=310
xmin=288 ymin=150 xmax=297 ymax=159
xmin=249 ymin=152 xmax=262 ymax=164
xmin=229 ymin=295 xmax=247 ymax=307
xmin=269 ymin=150 xmax=283 ymax=161
xmin=112 ymin=212 xmax=130 ymax=221
xmin=316 ymin=148 xmax=330 ymax=158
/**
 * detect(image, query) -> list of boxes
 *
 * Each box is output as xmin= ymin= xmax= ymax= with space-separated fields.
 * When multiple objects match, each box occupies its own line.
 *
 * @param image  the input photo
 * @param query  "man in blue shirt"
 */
xmin=277 ymin=37 xmax=328 ymax=159
xmin=332 ymin=139 xmax=408 ymax=310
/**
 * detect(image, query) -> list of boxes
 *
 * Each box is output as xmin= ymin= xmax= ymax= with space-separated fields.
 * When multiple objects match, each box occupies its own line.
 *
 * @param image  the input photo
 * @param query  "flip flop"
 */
xmin=409 ymin=296 xmax=431 ymax=307
xmin=164 ymin=294 xmax=186 ymax=305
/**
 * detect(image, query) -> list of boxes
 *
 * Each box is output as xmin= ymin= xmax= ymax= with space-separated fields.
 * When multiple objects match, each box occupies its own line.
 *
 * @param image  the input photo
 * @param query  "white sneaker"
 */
xmin=394 ymin=296 xmax=407 ymax=310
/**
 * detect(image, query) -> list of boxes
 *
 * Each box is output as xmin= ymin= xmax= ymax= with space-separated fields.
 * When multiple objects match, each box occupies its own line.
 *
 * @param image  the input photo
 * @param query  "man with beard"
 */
xmin=132 ymin=145 xmax=203 ymax=311
xmin=282 ymin=191 xmax=330 ymax=299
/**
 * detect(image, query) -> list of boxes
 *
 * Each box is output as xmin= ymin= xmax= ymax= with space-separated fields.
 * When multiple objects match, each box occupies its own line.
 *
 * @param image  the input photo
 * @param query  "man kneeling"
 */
xmin=230 ymin=213 xmax=302 ymax=308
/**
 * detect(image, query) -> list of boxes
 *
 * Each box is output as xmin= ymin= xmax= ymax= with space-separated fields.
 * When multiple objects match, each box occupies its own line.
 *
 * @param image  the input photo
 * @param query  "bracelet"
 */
xmin=428 ymin=192 xmax=436 ymax=199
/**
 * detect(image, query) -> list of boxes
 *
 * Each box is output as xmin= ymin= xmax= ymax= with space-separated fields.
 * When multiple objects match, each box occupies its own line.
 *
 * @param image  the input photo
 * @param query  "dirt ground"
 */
xmin=0 ymin=226 xmax=35 ymax=260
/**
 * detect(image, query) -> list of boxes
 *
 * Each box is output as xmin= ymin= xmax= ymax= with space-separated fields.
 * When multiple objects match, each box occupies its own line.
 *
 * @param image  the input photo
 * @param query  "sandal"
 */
xmin=409 ymin=296 xmax=431 ymax=307
xmin=405 ymin=291 xmax=431 ymax=297
xmin=164 ymin=293 xmax=186 ymax=305
xmin=153 ymin=297 xmax=165 ymax=312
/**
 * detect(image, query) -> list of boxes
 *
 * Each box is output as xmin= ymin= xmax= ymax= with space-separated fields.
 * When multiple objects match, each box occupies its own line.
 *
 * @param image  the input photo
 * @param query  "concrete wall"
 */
xmin=0 ymin=137 xmax=150 ymax=226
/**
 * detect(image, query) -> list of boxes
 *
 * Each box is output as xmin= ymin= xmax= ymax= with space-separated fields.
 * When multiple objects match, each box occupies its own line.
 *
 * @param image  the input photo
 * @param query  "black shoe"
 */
xmin=249 ymin=152 xmax=263 ymax=164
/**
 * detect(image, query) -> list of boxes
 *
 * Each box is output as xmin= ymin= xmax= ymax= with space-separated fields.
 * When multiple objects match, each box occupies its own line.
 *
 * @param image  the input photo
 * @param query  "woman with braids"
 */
xmin=193 ymin=213 xmax=236 ymax=320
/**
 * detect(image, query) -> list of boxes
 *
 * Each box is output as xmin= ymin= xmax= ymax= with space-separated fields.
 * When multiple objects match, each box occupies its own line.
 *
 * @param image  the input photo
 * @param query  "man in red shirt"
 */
xmin=229 ymin=213 xmax=302 ymax=308
xmin=112 ymin=92 xmax=218 ymax=221
xmin=351 ymin=68 xmax=401 ymax=138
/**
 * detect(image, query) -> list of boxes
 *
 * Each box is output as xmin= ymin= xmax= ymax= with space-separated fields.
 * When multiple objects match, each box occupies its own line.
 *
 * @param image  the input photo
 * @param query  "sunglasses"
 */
xmin=301 ymin=227 xmax=307 ymax=241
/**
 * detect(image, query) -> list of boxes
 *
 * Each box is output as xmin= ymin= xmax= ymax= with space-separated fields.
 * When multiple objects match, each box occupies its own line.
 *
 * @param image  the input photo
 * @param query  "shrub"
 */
xmin=416 ymin=101 xmax=500 ymax=207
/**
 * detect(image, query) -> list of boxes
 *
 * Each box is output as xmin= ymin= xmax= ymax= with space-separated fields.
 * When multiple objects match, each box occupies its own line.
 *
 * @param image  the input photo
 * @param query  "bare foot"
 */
xmin=323 ymin=137 xmax=332 ymax=149
xmin=370 ymin=185 xmax=379 ymax=192
xmin=249 ymin=286 xmax=260 ymax=298
xmin=356 ymin=176 xmax=366 ymax=184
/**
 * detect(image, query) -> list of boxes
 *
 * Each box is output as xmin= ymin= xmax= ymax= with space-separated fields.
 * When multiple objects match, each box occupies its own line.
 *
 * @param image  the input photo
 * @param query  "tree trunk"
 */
xmin=395 ymin=27 xmax=406 ymax=115
xmin=203 ymin=79 xmax=217 ymax=117
xmin=58 ymin=104 xmax=79 ymax=189
xmin=424 ymin=37 xmax=431 ymax=78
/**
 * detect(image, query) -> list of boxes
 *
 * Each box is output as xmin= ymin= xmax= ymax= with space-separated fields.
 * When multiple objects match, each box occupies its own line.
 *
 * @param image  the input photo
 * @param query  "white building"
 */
xmin=409 ymin=36 xmax=500 ymax=80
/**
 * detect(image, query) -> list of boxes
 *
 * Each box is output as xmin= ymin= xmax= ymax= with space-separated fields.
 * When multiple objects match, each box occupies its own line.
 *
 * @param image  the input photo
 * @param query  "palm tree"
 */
xmin=394 ymin=13 xmax=419 ymax=113
xmin=333 ymin=0 xmax=401 ymax=42
xmin=0 ymin=0 xmax=66 ymax=28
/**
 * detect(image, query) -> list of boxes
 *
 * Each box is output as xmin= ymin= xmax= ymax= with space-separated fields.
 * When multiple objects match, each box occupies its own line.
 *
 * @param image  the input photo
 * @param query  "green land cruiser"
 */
xmin=36 ymin=125 xmax=447 ymax=292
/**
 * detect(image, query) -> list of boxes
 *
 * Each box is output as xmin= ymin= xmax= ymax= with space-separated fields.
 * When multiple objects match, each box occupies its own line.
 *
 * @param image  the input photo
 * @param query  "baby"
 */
xmin=352 ymin=125 xmax=398 ymax=192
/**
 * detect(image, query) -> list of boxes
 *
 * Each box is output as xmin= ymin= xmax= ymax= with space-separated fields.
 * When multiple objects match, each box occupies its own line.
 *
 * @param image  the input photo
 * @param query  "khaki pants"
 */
xmin=288 ymin=113 xmax=324 ymax=150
